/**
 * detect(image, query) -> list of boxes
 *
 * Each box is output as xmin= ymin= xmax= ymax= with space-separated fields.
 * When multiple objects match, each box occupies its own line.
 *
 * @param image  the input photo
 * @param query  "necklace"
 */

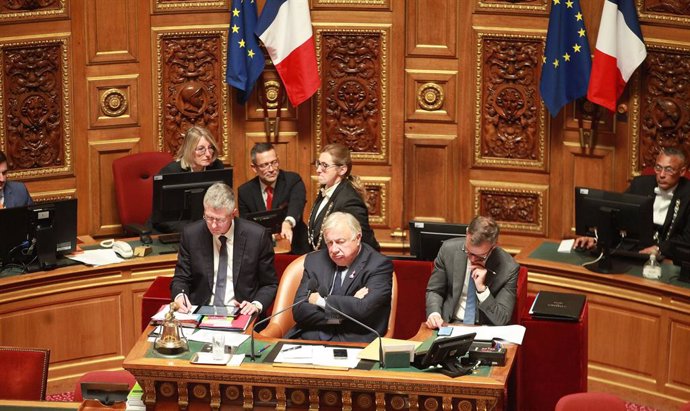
xmin=307 ymin=199 xmax=334 ymax=251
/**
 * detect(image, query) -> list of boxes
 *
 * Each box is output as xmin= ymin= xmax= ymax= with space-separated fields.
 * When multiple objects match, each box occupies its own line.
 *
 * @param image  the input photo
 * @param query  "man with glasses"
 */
xmin=573 ymin=147 xmax=690 ymax=256
xmin=425 ymin=215 xmax=519 ymax=327
xmin=287 ymin=212 xmax=393 ymax=342
xmin=170 ymin=183 xmax=278 ymax=316
xmin=238 ymin=143 xmax=309 ymax=254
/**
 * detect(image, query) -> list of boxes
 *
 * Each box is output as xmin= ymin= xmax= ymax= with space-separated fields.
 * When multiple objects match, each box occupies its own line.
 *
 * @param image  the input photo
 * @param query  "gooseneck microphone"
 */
xmin=249 ymin=278 xmax=318 ymax=361
xmin=320 ymin=286 xmax=386 ymax=369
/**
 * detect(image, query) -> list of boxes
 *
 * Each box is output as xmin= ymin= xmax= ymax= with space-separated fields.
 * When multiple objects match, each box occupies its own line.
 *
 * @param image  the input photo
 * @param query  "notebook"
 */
xmin=529 ymin=291 xmax=586 ymax=321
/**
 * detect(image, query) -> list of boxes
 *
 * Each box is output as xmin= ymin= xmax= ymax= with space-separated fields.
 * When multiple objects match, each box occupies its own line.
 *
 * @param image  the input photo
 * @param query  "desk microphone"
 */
xmin=249 ymin=278 xmax=318 ymax=361
xmin=320 ymin=286 xmax=386 ymax=369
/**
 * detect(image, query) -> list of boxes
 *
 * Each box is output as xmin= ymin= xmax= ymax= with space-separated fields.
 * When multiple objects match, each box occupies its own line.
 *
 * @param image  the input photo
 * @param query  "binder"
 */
xmin=529 ymin=291 xmax=586 ymax=321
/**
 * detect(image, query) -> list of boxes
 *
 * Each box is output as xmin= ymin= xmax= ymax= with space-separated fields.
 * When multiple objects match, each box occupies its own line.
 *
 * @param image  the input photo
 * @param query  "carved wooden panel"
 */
xmin=312 ymin=0 xmax=390 ymax=10
xmin=153 ymin=0 xmax=228 ymax=14
xmin=668 ymin=314 xmax=690 ymax=389
xmin=471 ymin=180 xmax=547 ymax=235
xmin=0 ymin=0 xmax=67 ymax=22
xmin=475 ymin=32 xmax=547 ymax=170
xmin=638 ymin=0 xmax=690 ymax=25
xmin=406 ymin=0 xmax=457 ymax=57
xmin=246 ymin=69 xmax=297 ymax=122
xmin=245 ymin=132 xmax=299 ymax=185
xmin=405 ymin=70 xmax=457 ymax=123
xmin=360 ymin=177 xmax=389 ymax=227
xmin=30 ymin=189 xmax=76 ymax=203
xmin=86 ymin=0 xmax=138 ymax=63
xmin=637 ymin=45 xmax=690 ymax=170
xmin=474 ymin=0 xmax=548 ymax=14
xmin=0 ymin=36 xmax=72 ymax=178
xmin=87 ymin=75 xmax=139 ymax=129
xmin=154 ymin=27 xmax=229 ymax=161
xmin=314 ymin=27 xmax=388 ymax=162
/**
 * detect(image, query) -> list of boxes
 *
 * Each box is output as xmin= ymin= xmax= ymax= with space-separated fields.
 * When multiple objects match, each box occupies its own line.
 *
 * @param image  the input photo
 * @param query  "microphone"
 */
xmin=320 ymin=288 xmax=386 ymax=369
xmin=249 ymin=278 xmax=318 ymax=361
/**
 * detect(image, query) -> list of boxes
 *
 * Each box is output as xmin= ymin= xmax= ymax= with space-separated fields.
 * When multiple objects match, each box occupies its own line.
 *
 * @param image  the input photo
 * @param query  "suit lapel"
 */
xmin=272 ymin=172 xmax=287 ymax=209
xmin=201 ymin=227 xmax=215 ymax=291
xmin=250 ymin=179 xmax=266 ymax=211
xmin=232 ymin=220 xmax=245 ymax=289
xmin=340 ymin=245 xmax=369 ymax=294
xmin=451 ymin=239 xmax=468 ymax=314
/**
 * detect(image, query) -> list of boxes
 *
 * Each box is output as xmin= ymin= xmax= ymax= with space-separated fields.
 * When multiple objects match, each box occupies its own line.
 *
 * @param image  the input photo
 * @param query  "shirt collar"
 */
xmin=214 ymin=220 xmax=235 ymax=244
xmin=259 ymin=180 xmax=275 ymax=194
xmin=321 ymin=181 xmax=341 ymax=198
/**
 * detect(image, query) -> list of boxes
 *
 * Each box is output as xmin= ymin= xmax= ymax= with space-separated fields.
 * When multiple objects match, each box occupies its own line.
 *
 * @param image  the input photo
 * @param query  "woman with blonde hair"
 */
xmin=307 ymin=143 xmax=379 ymax=250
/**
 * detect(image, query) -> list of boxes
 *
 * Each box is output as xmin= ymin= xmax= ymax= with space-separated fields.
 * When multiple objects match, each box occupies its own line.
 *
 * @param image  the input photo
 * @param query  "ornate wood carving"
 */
xmin=315 ymin=28 xmax=388 ymax=162
xmin=153 ymin=0 xmax=227 ymax=13
xmin=646 ymin=0 xmax=690 ymax=15
xmin=639 ymin=48 xmax=690 ymax=169
xmin=362 ymin=177 xmax=389 ymax=226
xmin=475 ymin=33 xmax=546 ymax=170
xmin=1 ymin=38 xmax=72 ymax=177
xmin=471 ymin=180 xmax=548 ymax=235
xmin=638 ymin=0 xmax=690 ymax=25
xmin=0 ymin=0 xmax=66 ymax=21
xmin=155 ymin=29 xmax=229 ymax=159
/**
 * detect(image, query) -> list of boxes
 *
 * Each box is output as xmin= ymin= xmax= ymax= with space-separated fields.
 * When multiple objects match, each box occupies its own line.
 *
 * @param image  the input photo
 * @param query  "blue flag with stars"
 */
xmin=226 ymin=0 xmax=265 ymax=104
xmin=540 ymin=0 xmax=592 ymax=116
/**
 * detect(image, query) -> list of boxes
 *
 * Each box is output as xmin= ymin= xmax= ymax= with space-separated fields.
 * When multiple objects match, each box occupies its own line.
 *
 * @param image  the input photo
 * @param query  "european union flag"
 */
xmin=540 ymin=0 xmax=592 ymax=116
xmin=226 ymin=0 xmax=265 ymax=104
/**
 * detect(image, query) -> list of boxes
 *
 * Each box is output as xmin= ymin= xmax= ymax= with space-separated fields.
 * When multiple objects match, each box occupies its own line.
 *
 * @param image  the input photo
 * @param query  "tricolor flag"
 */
xmin=226 ymin=0 xmax=265 ymax=104
xmin=587 ymin=0 xmax=647 ymax=112
xmin=255 ymin=0 xmax=320 ymax=107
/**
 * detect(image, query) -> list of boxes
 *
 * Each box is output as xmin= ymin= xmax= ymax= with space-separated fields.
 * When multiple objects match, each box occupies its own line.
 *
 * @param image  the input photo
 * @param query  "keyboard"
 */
xmin=158 ymin=232 xmax=181 ymax=244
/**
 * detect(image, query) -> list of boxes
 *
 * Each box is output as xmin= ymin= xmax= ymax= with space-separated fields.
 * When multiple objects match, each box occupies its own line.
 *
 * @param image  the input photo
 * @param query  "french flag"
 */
xmin=587 ymin=0 xmax=647 ymax=112
xmin=255 ymin=0 xmax=321 ymax=107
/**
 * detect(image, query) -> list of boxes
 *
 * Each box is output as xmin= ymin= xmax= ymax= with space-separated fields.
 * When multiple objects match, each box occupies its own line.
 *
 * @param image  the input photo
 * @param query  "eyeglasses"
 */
xmin=253 ymin=159 xmax=279 ymax=171
xmin=653 ymin=164 xmax=680 ymax=175
xmin=462 ymin=244 xmax=494 ymax=262
xmin=195 ymin=146 xmax=216 ymax=155
xmin=203 ymin=214 xmax=229 ymax=225
xmin=325 ymin=236 xmax=358 ymax=248
xmin=314 ymin=160 xmax=340 ymax=170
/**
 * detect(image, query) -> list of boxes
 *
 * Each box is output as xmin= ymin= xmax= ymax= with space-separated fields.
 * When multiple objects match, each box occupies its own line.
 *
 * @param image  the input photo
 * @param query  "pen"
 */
xmin=282 ymin=345 xmax=302 ymax=352
xmin=258 ymin=344 xmax=271 ymax=354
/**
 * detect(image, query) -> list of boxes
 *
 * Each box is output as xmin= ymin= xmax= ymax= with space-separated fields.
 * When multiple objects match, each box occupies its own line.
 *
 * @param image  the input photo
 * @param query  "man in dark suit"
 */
xmin=426 ymin=216 xmax=519 ymax=327
xmin=288 ymin=212 xmax=393 ymax=343
xmin=574 ymin=147 xmax=690 ymax=256
xmin=238 ymin=143 xmax=309 ymax=254
xmin=170 ymin=182 xmax=277 ymax=316
xmin=0 ymin=150 xmax=33 ymax=209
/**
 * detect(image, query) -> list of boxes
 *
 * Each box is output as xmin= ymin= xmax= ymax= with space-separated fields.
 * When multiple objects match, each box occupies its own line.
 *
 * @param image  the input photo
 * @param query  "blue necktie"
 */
xmin=463 ymin=276 xmax=476 ymax=324
xmin=213 ymin=235 xmax=228 ymax=306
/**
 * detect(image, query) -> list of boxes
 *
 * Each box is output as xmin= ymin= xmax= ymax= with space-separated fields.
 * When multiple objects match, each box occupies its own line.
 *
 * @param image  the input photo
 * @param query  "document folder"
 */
xmin=529 ymin=291 xmax=586 ymax=321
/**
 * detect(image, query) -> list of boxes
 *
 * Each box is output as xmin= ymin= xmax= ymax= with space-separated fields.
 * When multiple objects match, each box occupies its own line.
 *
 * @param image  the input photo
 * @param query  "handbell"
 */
xmin=154 ymin=302 xmax=189 ymax=355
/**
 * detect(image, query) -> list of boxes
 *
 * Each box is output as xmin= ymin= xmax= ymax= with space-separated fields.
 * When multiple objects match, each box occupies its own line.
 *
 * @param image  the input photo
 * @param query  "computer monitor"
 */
xmin=151 ymin=168 xmax=233 ymax=232
xmin=575 ymin=187 xmax=655 ymax=274
xmin=409 ymin=221 xmax=468 ymax=261
xmin=413 ymin=332 xmax=476 ymax=377
xmin=670 ymin=239 xmax=690 ymax=283
xmin=243 ymin=207 xmax=288 ymax=234
xmin=0 ymin=199 xmax=77 ymax=270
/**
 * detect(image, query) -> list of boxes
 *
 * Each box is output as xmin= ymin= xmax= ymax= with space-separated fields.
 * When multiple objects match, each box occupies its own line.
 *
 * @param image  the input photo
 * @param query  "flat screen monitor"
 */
xmin=0 ymin=198 xmax=77 ymax=270
xmin=575 ymin=187 xmax=655 ymax=274
xmin=409 ymin=221 xmax=468 ymax=261
xmin=414 ymin=332 xmax=476 ymax=377
xmin=151 ymin=168 xmax=233 ymax=232
xmin=243 ymin=207 xmax=288 ymax=234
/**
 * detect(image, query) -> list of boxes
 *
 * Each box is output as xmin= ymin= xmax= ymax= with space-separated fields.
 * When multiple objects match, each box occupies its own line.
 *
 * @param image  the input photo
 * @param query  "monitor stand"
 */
xmin=584 ymin=245 xmax=631 ymax=274
xmin=438 ymin=359 xmax=473 ymax=378
xmin=35 ymin=226 xmax=57 ymax=270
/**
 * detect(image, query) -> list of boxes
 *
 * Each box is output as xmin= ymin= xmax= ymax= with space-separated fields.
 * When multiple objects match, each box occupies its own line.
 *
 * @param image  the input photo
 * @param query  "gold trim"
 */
xmin=100 ymin=88 xmax=128 ymax=117
xmin=360 ymin=176 xmax=390 ymax=226
xmin=153 ymin=0 xmax=227 ymax=12
xmin=416 ymin=82 xmax=444 ymax=111
xmin=636 ymin=0 xmax=690 ymax=26
xmin=31 ymin=189 xmax=76 ymax=202
xmin=313 ymin=25 xmax=389 ymax=162
xmin=405 ymin=133 xmax=457 ymax=141
xmin=475 ymin=0 xmax=548 ymax=13
xmin=316 ymin=0 xmax=385 ymax=4
xmin=470 ymin=180 xmax=548 ymax=234
xmin=0 ymin=0 xmax=67 ymax=21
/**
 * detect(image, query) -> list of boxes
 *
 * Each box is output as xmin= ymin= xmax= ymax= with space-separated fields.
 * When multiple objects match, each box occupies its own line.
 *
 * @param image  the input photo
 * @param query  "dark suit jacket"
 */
xmin=151 ymin=159 xmax=225 ymax=233
xmin=169 ymin=217 xmax=278 ymax=310
xmin=425 ymin=237 xmax=519 ymax=326
xmin=626 ymin=175 xmax=690 ymax=255
xmin=237 ymin=170 xmax=309 ymax=254
xmin=288 ymin=243 xmax=393 ymax=342
xmin=307 ymin=181 xmax=379 ymax=251
xmin=2 ymin=181 xmax=33 ymax=208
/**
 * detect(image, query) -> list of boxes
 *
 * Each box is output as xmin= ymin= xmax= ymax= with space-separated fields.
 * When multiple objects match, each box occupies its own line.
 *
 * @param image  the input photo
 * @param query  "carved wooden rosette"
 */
xmin=314 ymin=26 xmax=388 ymax=162
xmin=0 ymin=36 xmax=72 ymax=178
xmin=154 ymin=27 xmax=229 ymax=161
xmin=474 ymin=0 xmax=548 ymax=14
xmin=0 ymin=0 xmax=67 ymax=22
xmin=471 ymin=180 xmax=548 ymax=235
xmin=637 ymin=0 xmax=690 ymax=26
xmin=474 ymin=32 xmax=547 ymax=171
xmin=152 ymin=0 xmax=228 ymax=14
xmin=636 ymin=44 xmax=690 ymax=172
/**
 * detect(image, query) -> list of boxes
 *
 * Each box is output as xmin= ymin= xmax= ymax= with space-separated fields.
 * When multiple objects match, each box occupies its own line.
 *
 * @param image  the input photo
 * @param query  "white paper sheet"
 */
xmin=558 ymin=239 xmax=575 ymax=253
xmin=66 ymin=249 xmax=124 ymax=266
xmin=187 ymin=329 xmax=249 ymax=346
xmin=447 ymin=324 xmax=526 ymax=345
xmin=274 ymin=344 xmax=361 ymax=369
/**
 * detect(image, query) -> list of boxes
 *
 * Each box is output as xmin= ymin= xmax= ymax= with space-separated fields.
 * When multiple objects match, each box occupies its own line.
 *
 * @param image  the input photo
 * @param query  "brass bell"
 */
xmin=154 ymin=302 xmax=189 ymax=355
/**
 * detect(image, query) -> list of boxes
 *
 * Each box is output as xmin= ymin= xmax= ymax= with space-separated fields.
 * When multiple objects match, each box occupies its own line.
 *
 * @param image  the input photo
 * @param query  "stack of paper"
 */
xmin=198 ymin=314 xmax=252 ymax=332
xmin=150 ymin=304 xmax=201 ymax=327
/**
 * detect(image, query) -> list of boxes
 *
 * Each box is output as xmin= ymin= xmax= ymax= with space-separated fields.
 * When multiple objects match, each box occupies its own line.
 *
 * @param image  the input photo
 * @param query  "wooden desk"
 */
xmin=0 ymin=400 xmax=81 ymax=410
xmin=516 ymin=239 xmax=690 ymax=410
xmin=123 ymin=326 xmax=516 ymax=411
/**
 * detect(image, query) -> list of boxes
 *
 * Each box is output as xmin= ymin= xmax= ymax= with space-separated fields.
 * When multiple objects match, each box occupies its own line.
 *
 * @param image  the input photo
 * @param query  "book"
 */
xmin=529 ymin=291 xmax=586 ymax=321
xmin=150 ymin=304 xmax=201 ymax=328
xmin=198 ymin=314 xmax=252 ymax=332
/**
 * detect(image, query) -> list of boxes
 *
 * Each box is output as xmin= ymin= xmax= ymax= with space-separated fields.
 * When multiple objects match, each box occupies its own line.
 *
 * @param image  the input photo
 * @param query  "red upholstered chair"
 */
xmin=555 ymin=392 xmax=626 ymax=411
xmin=680 ymin=401 xmax=690 ymax=411
xmin=112 ymin=151 xmax=173 ymax=232
xmin=73 ymin=370 xmax=137 ymax=402
xmin=0 ymin=346 xmax=50 ymax=400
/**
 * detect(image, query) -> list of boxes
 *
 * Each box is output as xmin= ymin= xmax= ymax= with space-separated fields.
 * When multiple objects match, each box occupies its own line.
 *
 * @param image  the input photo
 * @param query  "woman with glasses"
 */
xmin=307 ymin=143 xmax=380 ymax=251
xmin=153 ymin=126 xmax=225 ymax=233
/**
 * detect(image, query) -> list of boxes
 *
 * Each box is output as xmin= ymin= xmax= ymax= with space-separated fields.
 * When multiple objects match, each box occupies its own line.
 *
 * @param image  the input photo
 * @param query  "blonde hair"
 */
xmin=176 ymin=126 xmax=219 ymax=170
xmin=320 ymin=143 xmax=365 ymax=198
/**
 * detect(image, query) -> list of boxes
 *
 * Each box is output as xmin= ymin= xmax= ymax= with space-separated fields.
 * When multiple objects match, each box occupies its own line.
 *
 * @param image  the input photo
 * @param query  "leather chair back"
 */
xmin=112 ymin=151 xmax=173 ymax=227
xmin=73 ymin=370 xmax=137 ymax=402
xmin=0 ymin=346 xmax=50 ymax=400
xmin=555 ymin=392 xmax=626 ymax=411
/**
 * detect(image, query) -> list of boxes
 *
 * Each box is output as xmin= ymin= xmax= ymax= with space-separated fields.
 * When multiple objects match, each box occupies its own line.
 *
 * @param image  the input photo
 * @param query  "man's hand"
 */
xmin=308 ymin=291 xmax=322 ymax=305
xmin=236 ymin=300 xmax=259 ymax=316
xmin=470 ymin=266 xmax=488 ymax=293
xmin=353 ymin=287 xmax=368 ymax=299
xmin=173 ymin=294 xmax=192 ymax=314
xmin=639 ymin=245 xmax=660 ymax=255
xmin=426 ymin=312 xmax=443 ymax=329
xmin=573 ymin=236 xmax=597 ymax=250
xmin=281 ymin=221 xmax=293 ymax=243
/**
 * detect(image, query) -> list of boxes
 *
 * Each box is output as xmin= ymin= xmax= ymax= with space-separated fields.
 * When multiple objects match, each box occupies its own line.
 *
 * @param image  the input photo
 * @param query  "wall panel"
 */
xmin=86 ymin=0 xmax=138 ymax=63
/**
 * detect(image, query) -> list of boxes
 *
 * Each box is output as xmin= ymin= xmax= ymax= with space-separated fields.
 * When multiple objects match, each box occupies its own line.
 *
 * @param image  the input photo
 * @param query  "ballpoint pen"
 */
xmin=281 ymin=345 xmax=302 ymax=352
xmin=258 ymin=344 xmax=272 ymax=354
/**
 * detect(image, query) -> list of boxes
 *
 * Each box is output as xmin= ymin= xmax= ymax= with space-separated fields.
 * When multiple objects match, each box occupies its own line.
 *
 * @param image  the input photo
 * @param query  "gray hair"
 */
xmin=203 ymin=182 xmax=235 ymax=212
xmin=322 ymin=211 xmax=362 ymax=238
xmin=467 ymin=215 xmax=500 ymax=246
xmin=250 ymin=142 xmax=275 ymax=164
xmin=660 ymin=146 xmax=687 ymax=165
